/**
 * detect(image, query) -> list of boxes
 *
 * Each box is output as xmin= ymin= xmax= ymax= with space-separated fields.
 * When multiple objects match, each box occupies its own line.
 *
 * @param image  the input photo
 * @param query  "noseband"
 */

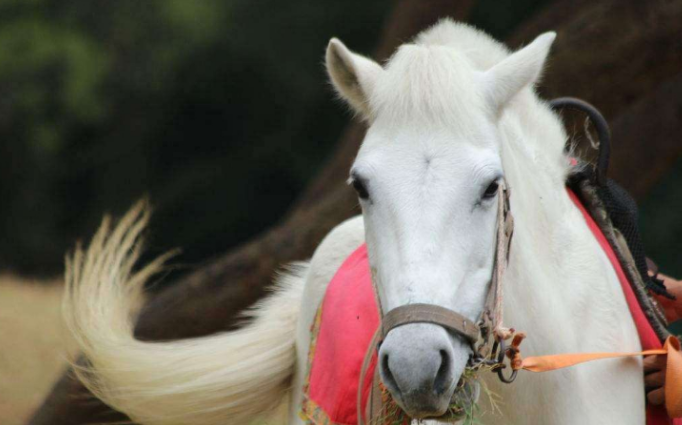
xmin=357 ymin=182 xmax=515 ymax=424
xmin=379 ymin=303 xmax=479 ymax=345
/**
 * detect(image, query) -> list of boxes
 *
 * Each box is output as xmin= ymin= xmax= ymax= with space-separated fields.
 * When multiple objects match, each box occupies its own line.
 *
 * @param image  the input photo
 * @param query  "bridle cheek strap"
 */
xmin=381 ymin=304 xmax=479 ymax=344
xmin=482 ymin=182 xmax=514 ymax=342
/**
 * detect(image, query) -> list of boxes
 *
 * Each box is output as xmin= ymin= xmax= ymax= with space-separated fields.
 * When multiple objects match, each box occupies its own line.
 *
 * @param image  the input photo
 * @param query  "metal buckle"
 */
xmin=495 ymin=339 xmax=518 ymax=384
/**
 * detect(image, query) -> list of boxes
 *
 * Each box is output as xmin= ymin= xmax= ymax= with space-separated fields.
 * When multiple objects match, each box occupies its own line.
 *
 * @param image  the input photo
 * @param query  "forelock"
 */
xmin=368 ymin=20 xmax=512 ymax=127
xmin=370 ymin=45 xmax=484 ymax=126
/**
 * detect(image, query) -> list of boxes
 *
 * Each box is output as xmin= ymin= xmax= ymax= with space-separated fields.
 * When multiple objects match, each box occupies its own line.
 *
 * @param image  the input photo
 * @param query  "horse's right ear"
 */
xmin=326 ymin=38 xmax=383 ymax=120
xmin=482 ymin=32 xmax=556 ymax=111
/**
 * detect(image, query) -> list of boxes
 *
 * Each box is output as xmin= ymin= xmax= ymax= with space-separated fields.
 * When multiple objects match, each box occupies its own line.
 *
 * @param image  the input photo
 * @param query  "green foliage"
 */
xmin=0 ymin=0 xmax=392 ymax=275
xmin=0 ymin=18 xmax=109 ymax=144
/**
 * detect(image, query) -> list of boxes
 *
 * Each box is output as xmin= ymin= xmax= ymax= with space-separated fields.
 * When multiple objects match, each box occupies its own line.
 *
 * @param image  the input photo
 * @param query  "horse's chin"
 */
xmin=393 ymin=378 xmax=480 ymax=421
xmin=394 ymin=392 xmax=451 ymax=420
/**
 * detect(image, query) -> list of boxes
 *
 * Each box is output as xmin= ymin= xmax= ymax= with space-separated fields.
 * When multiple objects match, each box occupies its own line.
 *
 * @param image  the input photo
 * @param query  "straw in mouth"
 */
xmin=374 ymin=363 xmax=502 ymax=425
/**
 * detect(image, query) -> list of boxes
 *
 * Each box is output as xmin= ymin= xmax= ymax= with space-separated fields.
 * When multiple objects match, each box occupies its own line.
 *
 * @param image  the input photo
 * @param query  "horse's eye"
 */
xmin=352 ymin=178 xmax=370 ymax=200
xmin=483 ymin=180 xmax=499 ymax=199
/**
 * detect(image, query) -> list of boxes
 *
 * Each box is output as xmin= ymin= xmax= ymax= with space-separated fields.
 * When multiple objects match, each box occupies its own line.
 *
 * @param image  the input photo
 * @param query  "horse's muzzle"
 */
xmin=378 ymin=322 xmax=470 ymax=418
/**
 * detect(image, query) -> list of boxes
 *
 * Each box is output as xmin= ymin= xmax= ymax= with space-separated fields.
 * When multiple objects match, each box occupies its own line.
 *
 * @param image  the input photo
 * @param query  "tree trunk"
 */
xmin=28 ymin=1 xmax=682 ymax=423
xmin=508 ymin=0 xmax=682 ymax=121
xmin=610 ymin=73 xmax=682 ymax=199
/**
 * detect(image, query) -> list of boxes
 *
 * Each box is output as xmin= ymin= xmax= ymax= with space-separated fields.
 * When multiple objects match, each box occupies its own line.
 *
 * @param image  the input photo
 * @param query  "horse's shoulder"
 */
xmin=296 ymin=215 xmax=365 ymax=336
xmin=293 ymin=215 xmax=365 ymax=398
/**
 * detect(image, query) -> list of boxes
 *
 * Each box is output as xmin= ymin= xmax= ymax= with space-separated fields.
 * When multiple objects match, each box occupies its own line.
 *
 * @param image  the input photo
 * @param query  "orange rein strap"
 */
xmin=508 ymin=335 xmax=682 ymax=418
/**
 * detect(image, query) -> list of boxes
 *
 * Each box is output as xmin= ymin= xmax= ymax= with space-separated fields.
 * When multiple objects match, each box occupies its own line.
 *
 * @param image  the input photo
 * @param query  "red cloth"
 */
xmin=301 ymin=190 xmax=677 ymax=424
xmin=302 ymin=245 xmax=378 ymax=424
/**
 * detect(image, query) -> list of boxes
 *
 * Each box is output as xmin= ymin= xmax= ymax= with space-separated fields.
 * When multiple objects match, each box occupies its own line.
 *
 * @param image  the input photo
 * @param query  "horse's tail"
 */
xmin=63 ymin=201 xmax=306 ymax=425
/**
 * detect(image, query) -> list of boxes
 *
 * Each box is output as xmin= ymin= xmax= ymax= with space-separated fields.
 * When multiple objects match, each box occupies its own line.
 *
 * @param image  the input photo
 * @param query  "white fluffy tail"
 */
xmin=63 ymin=201 xmax=306 ymax=425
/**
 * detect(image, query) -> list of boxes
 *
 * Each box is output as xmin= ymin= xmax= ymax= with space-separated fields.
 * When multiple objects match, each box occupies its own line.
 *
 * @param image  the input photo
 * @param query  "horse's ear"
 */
xmin=483 ymin=32 xmax=556 ymax=111
xmin=326 ymin=38 xmax=383 ymax=120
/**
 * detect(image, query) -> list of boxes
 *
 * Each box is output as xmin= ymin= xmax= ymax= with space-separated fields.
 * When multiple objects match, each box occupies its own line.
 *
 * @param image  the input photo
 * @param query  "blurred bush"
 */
xmin=0 ymin=0 xmax=392 ymax=274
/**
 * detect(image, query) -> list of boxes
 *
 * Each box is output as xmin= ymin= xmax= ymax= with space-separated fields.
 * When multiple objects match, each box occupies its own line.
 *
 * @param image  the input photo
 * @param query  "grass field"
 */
xmin=0 ymin=274 xmax=71 ymax=425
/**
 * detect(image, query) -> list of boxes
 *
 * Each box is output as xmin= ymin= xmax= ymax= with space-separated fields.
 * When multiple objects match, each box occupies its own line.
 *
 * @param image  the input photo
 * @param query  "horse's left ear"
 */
xmin=326 ymin=38 xmax=384 ymax=120
xmin=483 ymin=32 xmax=556 ymax=110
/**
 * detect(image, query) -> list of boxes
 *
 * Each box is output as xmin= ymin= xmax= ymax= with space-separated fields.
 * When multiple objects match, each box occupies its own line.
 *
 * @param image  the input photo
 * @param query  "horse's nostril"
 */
xmin=433 ymin=349 xmax=452 ymax=394
xmin=381 ymin=353 xmax=399 ymax=394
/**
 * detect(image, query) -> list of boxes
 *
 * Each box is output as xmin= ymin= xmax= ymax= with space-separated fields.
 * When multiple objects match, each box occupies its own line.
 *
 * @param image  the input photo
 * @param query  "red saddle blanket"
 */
xmin=299 ymin=189 xmax=678 ymax=425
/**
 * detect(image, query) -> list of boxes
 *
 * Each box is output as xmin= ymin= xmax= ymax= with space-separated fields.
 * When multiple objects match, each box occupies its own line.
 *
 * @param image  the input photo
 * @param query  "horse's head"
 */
xmin=326 ymin=28 xmax=555 ymax=419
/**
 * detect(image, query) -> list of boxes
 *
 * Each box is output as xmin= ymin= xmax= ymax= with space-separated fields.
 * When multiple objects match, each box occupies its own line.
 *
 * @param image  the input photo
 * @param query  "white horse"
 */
xmin=63 ymin=20 xmax=644 ymax=425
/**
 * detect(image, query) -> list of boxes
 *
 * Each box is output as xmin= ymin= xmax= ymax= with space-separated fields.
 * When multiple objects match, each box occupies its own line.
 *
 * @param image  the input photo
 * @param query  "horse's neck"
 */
xmin=499 ymin=93 xmax=640 ymax=354
xmin=481 ymin=93 xmax=645 ymax=425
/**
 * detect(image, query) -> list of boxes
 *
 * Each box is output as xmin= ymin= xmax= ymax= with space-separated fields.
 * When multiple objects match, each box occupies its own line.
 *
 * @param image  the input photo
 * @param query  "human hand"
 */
xmin=644 ymin=354 xmax=666 ymax=405
xmin=644 ymin=271 xmax=681 ymax=406
xmin=652 ymin=274 xmax=682 ymax=323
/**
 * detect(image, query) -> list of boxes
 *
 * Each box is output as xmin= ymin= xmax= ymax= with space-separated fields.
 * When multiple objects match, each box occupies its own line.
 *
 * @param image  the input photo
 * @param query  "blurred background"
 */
xmin=1 ymin=1 xmax=680 ymax=424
